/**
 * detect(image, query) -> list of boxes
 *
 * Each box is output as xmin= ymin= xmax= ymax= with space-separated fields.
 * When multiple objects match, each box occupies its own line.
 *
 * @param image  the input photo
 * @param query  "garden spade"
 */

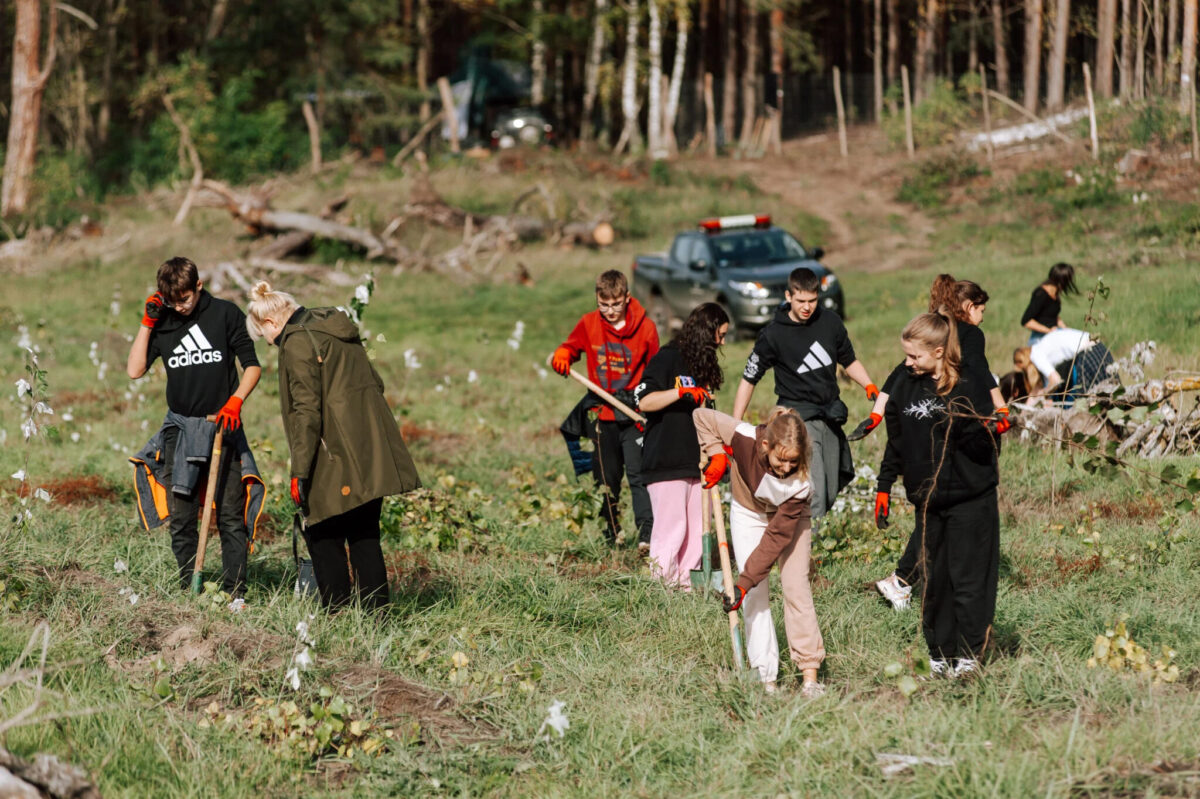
xmin=710 ymin=486 xmax=746 ymax=671
xmin=191 ymin=420 xmax=223 ymax=594
xmin=689 ymin=486 xmax=721 ymax=592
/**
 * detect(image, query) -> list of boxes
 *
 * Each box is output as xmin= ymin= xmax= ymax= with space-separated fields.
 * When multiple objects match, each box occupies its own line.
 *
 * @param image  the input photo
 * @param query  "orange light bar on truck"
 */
xmin=698 ymin=214 xmax=771 ymax=232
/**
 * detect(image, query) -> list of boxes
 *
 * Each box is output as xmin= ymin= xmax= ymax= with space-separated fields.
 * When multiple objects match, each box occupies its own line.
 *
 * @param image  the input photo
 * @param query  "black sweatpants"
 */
xmin=589 ymin=419 xmax=653 ymax=544
xmin=895 ymin=524 xmax=923 ymax=586
xmin=162 ymin=427 xmax=248 ymax=596
xmin=919 ymin=488 xmax=1000 ymax=661
xmin=304 ymin=498 xmax=389 ymax=611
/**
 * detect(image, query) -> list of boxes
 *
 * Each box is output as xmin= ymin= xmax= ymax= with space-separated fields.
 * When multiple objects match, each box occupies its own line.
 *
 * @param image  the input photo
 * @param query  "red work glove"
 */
xmin=865 ymin=383 xmax=880 ymax=402
xmin=290 ymin=477 xmax=309 ymax=508
xmin=874 ymin=491 xmax=890 ymax=529
xmin=551 ymin=347 xmax=573 ymax=377
xmin=847 ymin=412 xmax=883 ymax=441
xmin=992 ymin=406 xmax=1011 ymax=435
xmin=722 ymin=585 xmax=746 ymax=613
xmin=702 ymin=452 xmax=728 ymax=489
xmin=678 ymin=385 xmax=711 ymax=406
xmin=214 ymin=396 xmax=243 ymax=432
xmin=142 ymin=292 xmax=166 ymax=328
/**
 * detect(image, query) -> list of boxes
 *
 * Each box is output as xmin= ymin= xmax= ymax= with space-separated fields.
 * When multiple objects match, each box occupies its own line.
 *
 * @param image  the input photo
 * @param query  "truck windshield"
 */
xmin=709 ymin=229 xmax=808 ymax=267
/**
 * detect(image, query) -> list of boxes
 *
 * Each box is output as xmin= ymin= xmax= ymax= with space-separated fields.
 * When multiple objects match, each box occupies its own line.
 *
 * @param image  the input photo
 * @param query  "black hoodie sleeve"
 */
xmin=876 ymin=395 xmax=904 ymax=494
xmin=741 ymin=327 xmax=778 ymax=385
xmin=226 ymin=304 xmax=260 ymax=370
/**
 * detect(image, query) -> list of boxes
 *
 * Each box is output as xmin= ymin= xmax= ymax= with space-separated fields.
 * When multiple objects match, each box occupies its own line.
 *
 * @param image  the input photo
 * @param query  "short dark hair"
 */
xmin=595 ymin=270 xmax=629 ymax=299
xmin=1047 ymin=262 xmax=1077 ymax=295
xmin=787 ymin=267 xmax=820 ymax=294
xmin=998 ymin=370 xmax=1029 ymax=403
xmin=157 ymin=257 xmax=200 ymax=302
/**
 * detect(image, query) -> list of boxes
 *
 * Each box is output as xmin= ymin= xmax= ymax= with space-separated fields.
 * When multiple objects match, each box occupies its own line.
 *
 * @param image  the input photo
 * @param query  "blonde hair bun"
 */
xmin=250 ymin=280 xmax=273 ymax=302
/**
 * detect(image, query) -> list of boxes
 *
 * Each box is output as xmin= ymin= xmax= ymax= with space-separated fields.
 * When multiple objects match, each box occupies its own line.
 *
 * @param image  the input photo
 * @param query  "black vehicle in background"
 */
xmin=632 ymin=214 xmax=842 ymax=339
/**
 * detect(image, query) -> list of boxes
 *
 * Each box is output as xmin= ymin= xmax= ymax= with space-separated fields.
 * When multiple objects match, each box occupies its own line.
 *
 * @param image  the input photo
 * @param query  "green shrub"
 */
xmin=882 ymin=78 xmax=976 ymax=151
xmin=896 ymin=150 xmax=986 ymax=209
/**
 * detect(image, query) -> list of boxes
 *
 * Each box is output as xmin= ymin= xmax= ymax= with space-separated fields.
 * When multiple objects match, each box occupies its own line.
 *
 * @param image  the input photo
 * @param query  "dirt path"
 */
xmin=701 ymin=125 xmax=936 ymax=275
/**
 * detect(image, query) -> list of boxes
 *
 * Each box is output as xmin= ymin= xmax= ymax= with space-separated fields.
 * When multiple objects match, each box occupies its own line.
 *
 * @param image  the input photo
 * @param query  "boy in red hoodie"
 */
xmin=552 ymin=270 xmax=660 ymax=547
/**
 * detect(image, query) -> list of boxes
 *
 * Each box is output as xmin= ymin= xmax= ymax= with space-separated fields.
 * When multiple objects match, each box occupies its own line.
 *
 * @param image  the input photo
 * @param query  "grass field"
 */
xmin=2 ymin=141 xmax=1200 ymax=797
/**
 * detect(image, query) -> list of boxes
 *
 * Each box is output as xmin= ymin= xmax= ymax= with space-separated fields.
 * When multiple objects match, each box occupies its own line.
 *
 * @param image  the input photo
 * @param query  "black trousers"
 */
xmin=304 ymin=498 xmax=389 ymax=611
xmin=919 ymin=488 xmax=1000 ymax=661
xmin=589 ymin=419 xmax=653 ymax=544
xmin=161 ymin=427 xmax=248 ymax=596
xmin=895 ymin=524 xmax=923 ymax=586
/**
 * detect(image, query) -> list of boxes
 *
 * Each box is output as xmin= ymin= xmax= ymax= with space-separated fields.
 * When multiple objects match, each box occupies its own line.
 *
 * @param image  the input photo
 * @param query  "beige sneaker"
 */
xmin=763 ymin=681 xmax=779 ymax=695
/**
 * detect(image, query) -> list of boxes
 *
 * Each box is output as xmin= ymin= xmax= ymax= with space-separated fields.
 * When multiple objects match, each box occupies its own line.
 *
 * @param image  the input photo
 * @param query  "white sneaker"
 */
xmin=763 ymin=681 xmax=778 ymax=695
xmin=875 ymin=573 xmax=912 ymax=611
xmin=952 ymin=658 xmax=978 ymax=678
xmin=925 ymin=658 xmax=949 ymax=679
xmin=800 ymin=681 xmax=826 ymax=699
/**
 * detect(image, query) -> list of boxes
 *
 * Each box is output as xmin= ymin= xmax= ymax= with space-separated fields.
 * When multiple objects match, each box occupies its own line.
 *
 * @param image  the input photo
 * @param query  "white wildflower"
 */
xmin=118 ymin=587 xmax=131 ymax=596
xmin=16 ymin=379 xmax=32 ymax=398
xmin=11 ymin=469 xmax=26 ymax=481
xmin=128 ymin=593 xmax=140 ymax=605
xmin=434 ymin=385 xmax=445 ymax=392
xmin=17 ymin=328 xmax=32 ymax=349
xmin=22 ymin=509 xmax=33 ymax=521
xmin=228 ymin=598 xmax=245 ymax=613
xmin=533 ymin=364 xmax=549 ymax=379
xmin=295 ymin=620 xmax=315 ymax=646
xmin=110 ymin=300 xmax=121 ymax=316
xmin=286 ymin=666 xmax=301 ymax=691
xmin=97 ymin=362 xmax=108 ymax=381
xmin=375 ymin=333 xmax=387 ymax=343
xmin=538 ymin=700 xmax=570 ymax=740
xmin=34 ymin=488 xmax=51 ymax=503
xmin=33 ymin=402 xmax=53 ymax=416
xmin=404 ymin=349 xmax=422 ymax=369
xmin=21 ymin=418 xmax=37 ymax=440
xmin=61 ymin=412 xmax=74 ymax=421
xmin=355 ymin=284 xmax=371 ymax=304
xmin=70 ymin=432 xmax=81 ymax=442
xmin=294 ymin=647 xmax=313 ymax=669
xmin=114 ymin=559 xmax=128 ymax=573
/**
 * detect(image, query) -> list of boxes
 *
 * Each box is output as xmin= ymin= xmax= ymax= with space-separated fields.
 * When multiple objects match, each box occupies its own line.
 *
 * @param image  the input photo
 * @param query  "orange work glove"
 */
xmin=865 ymin=383 xmax=880 ymax=401
xmin=702 ymin=452 xmax=728 ymax=489
xmin=214 ymin=396 xmax=243 ymax=432
xmin=142 ymin=292 xmax=166 ymax=328
xmin=551 ymin=347 xmax=573 ymax=377
xmin=874 ymin=491 xmax=890 ymax=529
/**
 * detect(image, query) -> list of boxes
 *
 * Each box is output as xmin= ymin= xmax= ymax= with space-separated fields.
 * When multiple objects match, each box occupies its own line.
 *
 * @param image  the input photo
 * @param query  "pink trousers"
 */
xmin=646 ymin=479 xmax=704 ymax=588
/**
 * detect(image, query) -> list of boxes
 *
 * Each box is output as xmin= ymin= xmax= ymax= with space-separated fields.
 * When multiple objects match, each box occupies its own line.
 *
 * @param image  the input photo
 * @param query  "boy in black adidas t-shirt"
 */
xmin=732 ymin=268 xmax=878 ymax=524
xmin=126 ymin=257 xmax=261 ymax=596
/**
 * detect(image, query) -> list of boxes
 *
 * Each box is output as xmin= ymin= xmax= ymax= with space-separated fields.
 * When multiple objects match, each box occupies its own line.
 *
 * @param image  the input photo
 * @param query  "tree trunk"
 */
xmin=1136 ymin=0 xmax=1146 ymax=98
xmin=740 ymin=1 xmax=759 ymax=147
xmin=2 ymin=0 xmax=58 ymax=218
xmin=993 ymin=0 xmax=1011 ymax=96
xmin=416 ymin=0 xmax=430 ymax=121
xmin=969 ymin=0 xmax=980 ymax=73
xmin=1183 ymin=0 xmax=1197 ymax=111
xmin=664 ymin=5 xmax=688 ymax=154
xmin=914 ymin=0 xmax=939 ymax=102
xmin=619 ymin=0 xmax=643 ymax=155
xmin=1023 ymin=0 xmax=1044 ymax=112
xmin=769 ymin=2 xmax=783 ymax=153
xmin=1169 ymin=0 xmax=1180 ymax=87
xmin=695 ymin=0 xmax=709 ymax=143
xmin=1120 ymin=0 xmax=1133 ymax=96
xmin=844 ymin=1 xmax=856 ymax=116
xmin=205 ymin=0 xmax=230 ymax=42
xmin=581 ymin=0 xmax=609 ymax=145
xmin=99 ymin=0 xmax=124 ymax=145
xmin=1154 ymin=0 xmax=1164 ymax=88
xmin=1097 ymin=0 xmax=1118 ymax=97
xmin=887 ymin=0 xmax=899 ymax=85
xmin=722 ymin=0 xmax=738 ymax=146
xmin=874 ymin=0 xmax=884 ymax=118
xmin=531 ymin=0 xmax=546 ymax=106
xmin=1046 ymin=0 xmax=1071 ymax=109
xmin=648 ymin=0 xmax=663 ymax=156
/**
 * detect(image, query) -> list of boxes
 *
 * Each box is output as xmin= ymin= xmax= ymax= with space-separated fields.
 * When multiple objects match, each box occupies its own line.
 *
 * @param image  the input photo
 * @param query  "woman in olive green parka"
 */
xmin=246 ymin=281 xmax=420 ymax=609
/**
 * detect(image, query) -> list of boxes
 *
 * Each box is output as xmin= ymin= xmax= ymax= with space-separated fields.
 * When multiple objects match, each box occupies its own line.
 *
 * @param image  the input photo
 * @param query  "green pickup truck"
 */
xmin=631 ymin=214 xmax=843 ymax=339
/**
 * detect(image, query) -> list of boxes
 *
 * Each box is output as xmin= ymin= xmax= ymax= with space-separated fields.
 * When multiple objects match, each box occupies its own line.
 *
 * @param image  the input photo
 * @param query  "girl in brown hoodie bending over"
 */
xmin=693 ymin=406 xmax=825 ymax=698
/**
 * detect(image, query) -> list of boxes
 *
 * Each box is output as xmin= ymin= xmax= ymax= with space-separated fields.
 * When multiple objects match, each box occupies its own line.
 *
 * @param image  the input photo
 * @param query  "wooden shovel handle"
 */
xmin=547 ymin=355 xmax=647 ymax=424
xmin=192 ymin=416 xmax=224 ymax=589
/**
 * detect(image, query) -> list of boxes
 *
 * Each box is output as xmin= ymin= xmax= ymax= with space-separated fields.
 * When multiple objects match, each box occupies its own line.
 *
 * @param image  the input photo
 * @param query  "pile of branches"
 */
xmin=192 ymin=172 xmax=614 ymax=292
xmin=1012 ymin=376 xmax=1200 ymax=458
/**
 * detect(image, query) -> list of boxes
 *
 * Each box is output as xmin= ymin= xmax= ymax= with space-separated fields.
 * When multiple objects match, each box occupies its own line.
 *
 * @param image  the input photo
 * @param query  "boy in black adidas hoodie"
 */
xmin=732 ymin=268 xmax=878 ymax=524
xmin=875 ymin=311 xmax=1000 ymax=677
xmin=126 ymin=257 xmax=261 ymax=596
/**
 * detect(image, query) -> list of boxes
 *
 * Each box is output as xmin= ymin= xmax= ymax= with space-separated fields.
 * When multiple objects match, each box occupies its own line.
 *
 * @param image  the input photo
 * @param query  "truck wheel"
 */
xmin=647 ymin=293 xmax=676 ymax=334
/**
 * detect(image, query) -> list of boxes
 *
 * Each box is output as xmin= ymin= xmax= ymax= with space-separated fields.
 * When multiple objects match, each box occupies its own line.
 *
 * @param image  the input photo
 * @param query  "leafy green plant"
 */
xmin=882 ymin=652 xmax=933 ymax=697
xmin=1087 ymin=616 xmax=1180 ymax=683
xmin=882 ymin=78 xmax=976 ymax=152
xmin=381 ymin=474 xmax=491 ymax=552
xmin=897 ymin=151 xmax=986 ymax=209
xmin=504 ymin=465 xmax=603 ymax=536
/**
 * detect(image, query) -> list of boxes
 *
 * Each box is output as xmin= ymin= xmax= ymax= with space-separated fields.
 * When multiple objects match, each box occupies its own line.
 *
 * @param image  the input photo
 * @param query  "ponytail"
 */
xmin=901 ymin=310 xmax=961 ymax=395
xmin=762 ymin=407 xmax=811 ymax=482
xmin=928 ymin=274 xmax=958 ymax=315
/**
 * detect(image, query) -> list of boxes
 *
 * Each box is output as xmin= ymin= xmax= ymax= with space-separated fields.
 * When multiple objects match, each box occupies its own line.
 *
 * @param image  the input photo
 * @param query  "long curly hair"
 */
xmin=928 ymin=274 xmax=990 ymax=323
xmin=671 ymin=302 xmax=729 ymax=391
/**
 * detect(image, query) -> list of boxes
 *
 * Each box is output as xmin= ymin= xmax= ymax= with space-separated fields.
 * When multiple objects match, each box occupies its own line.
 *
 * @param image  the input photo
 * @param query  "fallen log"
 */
xmin=0 ymin=749 xmax=100 ymax=799
xmin=560 ymin=220 xmax=615 ymax=248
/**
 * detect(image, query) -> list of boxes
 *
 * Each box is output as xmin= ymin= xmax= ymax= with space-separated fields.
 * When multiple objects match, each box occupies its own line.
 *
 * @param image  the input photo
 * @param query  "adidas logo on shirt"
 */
xmin=167 ymin=325 xmax=223 ymax=368
xmin=793 ymin=342 xmax=833 ymax=375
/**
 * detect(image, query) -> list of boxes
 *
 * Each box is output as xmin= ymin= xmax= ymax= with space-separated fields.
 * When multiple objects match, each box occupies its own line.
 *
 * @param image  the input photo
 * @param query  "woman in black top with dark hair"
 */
xmin=633 ymin=303 xmax=729 ymax=587
xmin=1020 ymin=262 xmax=1077 ymax=344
